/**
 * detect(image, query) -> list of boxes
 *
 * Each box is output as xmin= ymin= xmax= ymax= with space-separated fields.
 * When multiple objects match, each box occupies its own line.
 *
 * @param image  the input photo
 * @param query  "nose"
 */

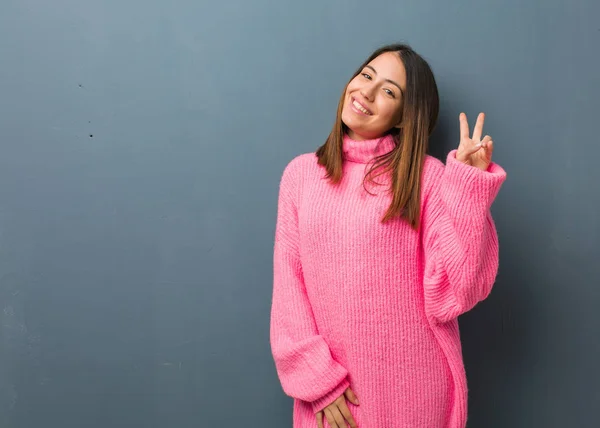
xmin=360 ymin=82 xmax=376 ymax=102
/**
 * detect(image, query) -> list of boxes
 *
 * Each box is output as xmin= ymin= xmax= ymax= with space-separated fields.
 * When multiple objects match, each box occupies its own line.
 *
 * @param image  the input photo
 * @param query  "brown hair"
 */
xmin=316 ymin=44 xmax=439 ymax=230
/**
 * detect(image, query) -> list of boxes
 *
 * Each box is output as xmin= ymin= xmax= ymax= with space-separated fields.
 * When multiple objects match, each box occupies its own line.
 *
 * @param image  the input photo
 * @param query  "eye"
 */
xmin=361 ymin=73 xmax=372 ymax=80
xmin=384 ymin=88 xmax=395 ymax=98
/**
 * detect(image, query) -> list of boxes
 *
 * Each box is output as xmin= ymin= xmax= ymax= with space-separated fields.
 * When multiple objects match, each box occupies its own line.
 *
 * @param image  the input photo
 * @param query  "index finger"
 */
xmin=338 ymin=401 xmax=358 ymax=428
xmin=459 ymin=113 xmax=470 ymax=141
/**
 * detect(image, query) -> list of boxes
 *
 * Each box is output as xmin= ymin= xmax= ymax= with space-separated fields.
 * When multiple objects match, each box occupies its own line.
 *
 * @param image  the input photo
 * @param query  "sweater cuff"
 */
xmin=311 ymin=378 xmax=350 ymax=414
xmin=444 ymin=150 xmax=507 ymax=211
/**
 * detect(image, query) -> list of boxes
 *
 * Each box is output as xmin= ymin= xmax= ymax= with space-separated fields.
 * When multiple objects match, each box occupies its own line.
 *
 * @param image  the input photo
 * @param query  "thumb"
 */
xmin=456 ymin=143 xmax=481 ymax=164
xmin=316 ymin=411 xmax=324 ymax=428
xmin=464 ymin=141 xmax=483 ymax=156
xmin=344 ymin=388 xmax=360 ymax=405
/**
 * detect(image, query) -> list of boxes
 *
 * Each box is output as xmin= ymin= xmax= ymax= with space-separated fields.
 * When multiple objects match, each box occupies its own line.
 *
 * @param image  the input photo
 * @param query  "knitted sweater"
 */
xmin=270 ymin=133 xmax=507 ymax=428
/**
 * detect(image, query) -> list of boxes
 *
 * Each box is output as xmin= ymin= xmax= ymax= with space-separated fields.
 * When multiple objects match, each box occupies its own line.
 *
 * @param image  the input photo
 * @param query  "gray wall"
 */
xmin=0 ymin=0 xmax=598 ymax=427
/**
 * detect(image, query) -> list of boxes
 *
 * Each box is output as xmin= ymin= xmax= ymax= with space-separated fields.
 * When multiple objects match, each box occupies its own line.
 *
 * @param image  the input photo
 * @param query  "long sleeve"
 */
xmin=421 ymin=150 xmax=507 ymax=324
xmin=270 ymin=158 xmax=350 ymax=413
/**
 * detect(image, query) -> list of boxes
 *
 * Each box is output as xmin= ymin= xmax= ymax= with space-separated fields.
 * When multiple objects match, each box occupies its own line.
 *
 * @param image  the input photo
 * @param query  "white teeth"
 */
xmin=353 ymin=99 xmax=370 ymax=115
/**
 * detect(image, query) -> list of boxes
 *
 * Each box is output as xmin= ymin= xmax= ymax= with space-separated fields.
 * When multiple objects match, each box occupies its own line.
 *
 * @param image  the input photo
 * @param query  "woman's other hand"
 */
xmin=316 ymin=387 xmax=360 ymax=428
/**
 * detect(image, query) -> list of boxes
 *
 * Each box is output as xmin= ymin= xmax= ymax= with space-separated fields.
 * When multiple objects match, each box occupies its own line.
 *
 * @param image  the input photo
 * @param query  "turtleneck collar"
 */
xmin=342 ymin=133 xmax=396 ymax=164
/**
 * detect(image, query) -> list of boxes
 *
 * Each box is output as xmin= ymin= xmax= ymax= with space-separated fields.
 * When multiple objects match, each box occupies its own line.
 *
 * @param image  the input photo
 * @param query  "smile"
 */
xmin=351 ymin=97 xmax=372 ymax=116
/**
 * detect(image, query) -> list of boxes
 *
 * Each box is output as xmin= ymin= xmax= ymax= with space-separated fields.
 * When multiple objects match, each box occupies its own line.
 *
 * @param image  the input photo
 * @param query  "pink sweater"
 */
xmin=270 ymin=133 xmax=506 ymax=428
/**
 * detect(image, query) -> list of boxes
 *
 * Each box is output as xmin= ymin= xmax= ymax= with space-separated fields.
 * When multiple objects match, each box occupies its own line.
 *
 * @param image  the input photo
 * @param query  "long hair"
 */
xmin=315 ymin=44 xmax=439 ymax=230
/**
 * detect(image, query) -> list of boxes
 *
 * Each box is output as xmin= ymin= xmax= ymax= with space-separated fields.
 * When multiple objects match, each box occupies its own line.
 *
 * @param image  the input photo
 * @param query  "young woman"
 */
xmin=270 ymin=44 xmax=507 ymax=428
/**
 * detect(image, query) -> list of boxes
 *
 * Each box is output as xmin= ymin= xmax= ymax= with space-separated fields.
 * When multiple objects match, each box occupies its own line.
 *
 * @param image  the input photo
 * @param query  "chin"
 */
xmin=344 ymin=125 xmax=374 ymax=141
xmin=341 ymin=113 xmax=363 ymax=134
xmin=342 ymin=112 xmax=380 ymax=141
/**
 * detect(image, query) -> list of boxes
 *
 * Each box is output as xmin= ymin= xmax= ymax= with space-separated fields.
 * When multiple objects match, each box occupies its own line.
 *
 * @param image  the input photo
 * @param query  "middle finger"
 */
xmin=331 ymin=406 xmax=347 ymax=427
xmin=324 ymin=408 xmax=339 ymax=428
xmin=472 ymin=112 xmax=485 ymax=142
xmin=339 ymin=401 xmax=358 ymax=428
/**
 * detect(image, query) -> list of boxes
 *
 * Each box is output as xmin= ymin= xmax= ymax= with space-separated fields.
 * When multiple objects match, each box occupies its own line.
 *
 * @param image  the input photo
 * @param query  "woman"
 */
xmin=270 ymin=44 xmax=506 ymax=428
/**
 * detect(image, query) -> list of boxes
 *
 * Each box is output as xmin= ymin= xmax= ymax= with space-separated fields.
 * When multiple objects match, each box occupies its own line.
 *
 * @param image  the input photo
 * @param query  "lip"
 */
xmin=350 ymin=96 xmax=373 ymax=116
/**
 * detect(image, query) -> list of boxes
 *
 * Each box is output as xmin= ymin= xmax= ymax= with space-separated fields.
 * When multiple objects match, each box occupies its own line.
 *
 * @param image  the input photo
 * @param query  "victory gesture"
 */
xmin=456 ymin=112 xmax=494 ymax=171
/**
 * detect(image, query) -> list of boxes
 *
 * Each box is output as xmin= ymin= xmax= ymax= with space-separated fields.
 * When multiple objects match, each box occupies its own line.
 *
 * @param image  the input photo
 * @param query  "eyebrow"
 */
xmin=364 ymin=65 xmax=404 ymax=95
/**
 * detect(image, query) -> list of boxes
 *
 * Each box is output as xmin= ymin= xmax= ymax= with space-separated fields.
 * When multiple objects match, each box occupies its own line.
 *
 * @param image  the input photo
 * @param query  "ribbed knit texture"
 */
xmin=270 ymin=133 xmax=506 ymax=428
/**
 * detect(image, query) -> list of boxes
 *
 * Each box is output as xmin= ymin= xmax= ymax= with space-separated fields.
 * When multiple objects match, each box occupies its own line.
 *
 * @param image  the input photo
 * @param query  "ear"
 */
xmin=393 ymin=110 xmax=404 ymax=129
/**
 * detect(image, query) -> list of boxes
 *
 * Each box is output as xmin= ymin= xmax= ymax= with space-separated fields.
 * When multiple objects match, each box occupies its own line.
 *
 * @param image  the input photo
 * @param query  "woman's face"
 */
xmin=341 ymin=51 xmax=407 ymax=141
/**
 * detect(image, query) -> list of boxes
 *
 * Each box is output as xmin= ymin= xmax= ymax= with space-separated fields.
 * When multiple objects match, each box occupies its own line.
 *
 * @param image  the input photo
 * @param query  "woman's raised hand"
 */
xmin=456 ymin=112 xmax=494 ymax=171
